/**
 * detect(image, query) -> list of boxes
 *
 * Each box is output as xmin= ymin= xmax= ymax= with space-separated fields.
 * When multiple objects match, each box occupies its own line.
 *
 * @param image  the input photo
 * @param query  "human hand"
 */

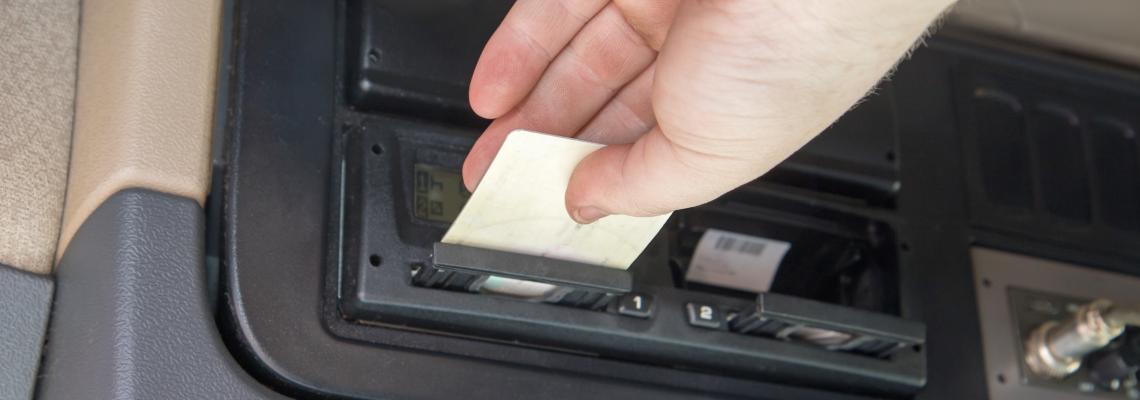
xmin=464 ymin=0 xmax=955 ymax=223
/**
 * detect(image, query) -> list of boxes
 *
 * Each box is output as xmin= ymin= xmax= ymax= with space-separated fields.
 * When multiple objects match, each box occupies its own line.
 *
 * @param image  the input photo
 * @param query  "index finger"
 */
xmin=469 ymin=0 xmax=608 ymax=119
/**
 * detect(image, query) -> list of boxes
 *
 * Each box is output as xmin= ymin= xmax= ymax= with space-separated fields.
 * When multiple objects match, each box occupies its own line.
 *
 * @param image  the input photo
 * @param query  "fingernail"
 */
xmin=574 ymin=207 xmax=608 ymax=224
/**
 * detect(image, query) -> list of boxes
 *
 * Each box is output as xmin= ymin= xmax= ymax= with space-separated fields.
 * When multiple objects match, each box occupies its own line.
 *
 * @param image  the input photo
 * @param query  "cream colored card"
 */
xmin=442 ymin=130 xmax=671 ymax=284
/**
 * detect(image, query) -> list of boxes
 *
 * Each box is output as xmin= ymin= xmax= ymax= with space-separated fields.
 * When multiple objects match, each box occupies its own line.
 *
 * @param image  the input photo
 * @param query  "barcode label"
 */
xmin=714 ymin=236 xmax=736 ymax=251
xmin=711 ymin=234 xmax=766 ymax=257
xmin=738 ymin=240 xmax=767 ymax=256
xmin=685 ymin=229 xmax=791 ymax=293
xmin=714 ymin=235 xmax=767 ymax=256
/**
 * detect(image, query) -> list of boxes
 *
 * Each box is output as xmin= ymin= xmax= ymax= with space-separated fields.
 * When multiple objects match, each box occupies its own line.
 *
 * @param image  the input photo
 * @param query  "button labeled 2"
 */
xmin=686 ymin=302 xmax=723 ymax=329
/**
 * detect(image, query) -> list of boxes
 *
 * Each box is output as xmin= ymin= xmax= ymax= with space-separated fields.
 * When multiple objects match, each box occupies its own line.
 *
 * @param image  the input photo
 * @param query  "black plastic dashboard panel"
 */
xmin=345 ymin=0 xmax=508 ymax=127
xmin=336 ymin=117 xmax=925 ymax=396
xmin=956 ymin=58 xmax=1140 ymax=258
xmin=220 ymin=0 xmax=1140 ymax=399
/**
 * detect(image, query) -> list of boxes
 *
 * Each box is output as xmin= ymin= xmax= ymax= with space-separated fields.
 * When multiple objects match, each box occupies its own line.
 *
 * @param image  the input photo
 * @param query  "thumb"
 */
xmin=565 ymin=127 xmax=746 ymax=224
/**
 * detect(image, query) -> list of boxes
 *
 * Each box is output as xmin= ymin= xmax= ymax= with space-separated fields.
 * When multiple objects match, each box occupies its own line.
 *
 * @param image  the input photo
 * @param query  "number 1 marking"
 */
xmin=633 ymin=296 xmax=643 ymax=310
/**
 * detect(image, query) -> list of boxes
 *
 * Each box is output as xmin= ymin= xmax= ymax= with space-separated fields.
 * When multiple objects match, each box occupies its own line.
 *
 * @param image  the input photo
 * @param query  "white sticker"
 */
xmin=685 ymin=229 xmax=791 ymax=293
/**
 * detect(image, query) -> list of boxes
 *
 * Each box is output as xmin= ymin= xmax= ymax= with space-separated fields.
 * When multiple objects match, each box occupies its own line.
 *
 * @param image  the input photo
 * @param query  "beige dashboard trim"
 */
xmin=0 ymin=0 xmax=80 ymax=274
xmin=57 ymin=0 xmax=222 ymax=261
xmin=949 ymin=0 xmax=1140 ymax=67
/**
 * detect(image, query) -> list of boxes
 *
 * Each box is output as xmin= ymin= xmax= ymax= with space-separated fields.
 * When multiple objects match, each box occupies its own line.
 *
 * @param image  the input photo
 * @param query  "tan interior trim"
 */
xmin=0 ymin=0 xmax=80 ymax=274
xmin=949 ymin=0 xmax=1140 ymax=67
xmin=57 ymin=0 xmax=222 ymax=261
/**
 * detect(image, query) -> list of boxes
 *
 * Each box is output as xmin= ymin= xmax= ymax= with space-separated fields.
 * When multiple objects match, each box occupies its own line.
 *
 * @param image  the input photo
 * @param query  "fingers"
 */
xmin=469 ymin=0 xmax=608 ymax=119
xmin=565 ymin=1 xmax=804 ymax=223
xmin=463 ymin=4 xmax=656 ymax=190
xmin=612 ymin=0 xmax=681 ymax=50
xmin=461 ymin=116 xmax=516 ymax=190
xmin=566 ymin=127 xmax=745 ymax=223
xmin=575 ymin=64 xmax=656 ymax=145
xmin=567 ymin=0 xmax=956 ymax=223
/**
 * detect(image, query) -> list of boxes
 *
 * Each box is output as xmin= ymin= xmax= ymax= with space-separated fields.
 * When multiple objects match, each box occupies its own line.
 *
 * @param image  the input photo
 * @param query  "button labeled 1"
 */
xmin=618 ymin=293 xmax=653 ymax=318
xmin=686 ymin=302 xmax=722 ymax=329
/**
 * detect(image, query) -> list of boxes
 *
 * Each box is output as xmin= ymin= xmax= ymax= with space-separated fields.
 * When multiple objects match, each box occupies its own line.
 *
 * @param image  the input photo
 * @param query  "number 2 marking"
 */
xmin=699 ymin=305 xmax=713 ymax=320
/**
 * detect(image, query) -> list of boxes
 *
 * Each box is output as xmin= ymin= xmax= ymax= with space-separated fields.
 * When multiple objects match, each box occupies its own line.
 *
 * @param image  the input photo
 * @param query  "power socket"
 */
xmin=1007 ymin=288 xmax=1139 ymax=398
xmin=974 ymin=248 xmax=1140 ymax=400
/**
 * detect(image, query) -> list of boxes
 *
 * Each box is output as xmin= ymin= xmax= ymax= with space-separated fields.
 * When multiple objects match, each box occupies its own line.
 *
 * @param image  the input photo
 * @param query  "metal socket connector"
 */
xmin=1024 ymin=299 xmax=1133 ymax=379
